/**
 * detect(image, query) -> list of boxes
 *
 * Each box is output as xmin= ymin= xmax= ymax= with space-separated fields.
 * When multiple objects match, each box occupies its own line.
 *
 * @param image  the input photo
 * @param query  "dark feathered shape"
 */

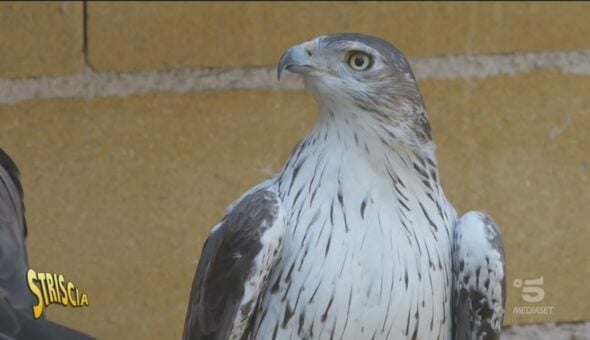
xmin=0 ymin=148 xmax=94 ymax=340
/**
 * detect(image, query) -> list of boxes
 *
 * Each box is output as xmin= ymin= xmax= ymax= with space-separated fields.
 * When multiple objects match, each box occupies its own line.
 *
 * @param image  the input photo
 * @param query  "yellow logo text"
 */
xmin=27 ymin=269 xmax=89 ymax=319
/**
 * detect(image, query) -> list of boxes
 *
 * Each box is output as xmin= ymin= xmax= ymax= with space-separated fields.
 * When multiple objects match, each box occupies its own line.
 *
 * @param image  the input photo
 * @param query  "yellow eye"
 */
xmin=348 ymin=52 xmax=372 ymax=71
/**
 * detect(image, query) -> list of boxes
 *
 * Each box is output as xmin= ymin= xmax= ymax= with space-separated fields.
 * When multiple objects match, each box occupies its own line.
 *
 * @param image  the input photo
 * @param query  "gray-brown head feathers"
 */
xmin=279 ymin=33 xmax=432 ymax=148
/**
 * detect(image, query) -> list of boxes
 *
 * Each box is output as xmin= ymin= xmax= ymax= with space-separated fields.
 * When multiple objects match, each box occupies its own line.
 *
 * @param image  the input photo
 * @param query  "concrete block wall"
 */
xmin=0 ymin=2 xmax=589 ymax=339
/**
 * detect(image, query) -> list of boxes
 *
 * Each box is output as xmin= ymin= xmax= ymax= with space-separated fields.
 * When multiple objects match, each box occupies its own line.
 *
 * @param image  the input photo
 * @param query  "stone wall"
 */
xmin=1 ymin=2 xmax=589 ymax=339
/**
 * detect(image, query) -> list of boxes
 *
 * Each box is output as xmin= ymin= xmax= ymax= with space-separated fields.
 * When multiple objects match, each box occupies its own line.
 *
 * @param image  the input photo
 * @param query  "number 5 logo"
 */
xmin=513 ymin=277 xmax=545 ymax=303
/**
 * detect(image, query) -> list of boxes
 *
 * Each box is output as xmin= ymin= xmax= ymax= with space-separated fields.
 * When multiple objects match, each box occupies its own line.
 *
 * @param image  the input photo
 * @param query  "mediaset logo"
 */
xmin=512 ymin=276 xmax=554 ymax=315
xmin=27 ymin=269 xmax=89 ymax=319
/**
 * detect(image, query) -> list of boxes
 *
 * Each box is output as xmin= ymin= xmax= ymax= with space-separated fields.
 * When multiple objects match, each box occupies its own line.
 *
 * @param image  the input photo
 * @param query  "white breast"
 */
xmin=252 ymin=128 xmax=455 ymax=340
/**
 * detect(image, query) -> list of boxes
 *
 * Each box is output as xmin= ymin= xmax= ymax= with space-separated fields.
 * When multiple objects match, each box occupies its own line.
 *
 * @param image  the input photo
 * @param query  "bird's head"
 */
xmin=278 ymin=33 xmax=423 ymax=114
xmin=278 ymin=33 xmax=431 ymax=147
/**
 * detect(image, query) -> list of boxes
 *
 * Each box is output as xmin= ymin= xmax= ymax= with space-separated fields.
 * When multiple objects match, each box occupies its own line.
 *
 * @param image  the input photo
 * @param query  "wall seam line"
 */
xmin=1 ymin=48 xmax=590 ymax=104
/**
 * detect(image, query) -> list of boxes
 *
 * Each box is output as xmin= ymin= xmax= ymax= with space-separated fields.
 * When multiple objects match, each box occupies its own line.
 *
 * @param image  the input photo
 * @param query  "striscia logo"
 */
xmin=27 ymin=269 xmax=89 ymax=319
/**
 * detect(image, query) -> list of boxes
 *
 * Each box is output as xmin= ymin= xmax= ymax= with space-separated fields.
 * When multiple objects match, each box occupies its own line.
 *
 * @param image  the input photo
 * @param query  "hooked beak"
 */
xmin=277 ymin=42 xmax=316 ymax=80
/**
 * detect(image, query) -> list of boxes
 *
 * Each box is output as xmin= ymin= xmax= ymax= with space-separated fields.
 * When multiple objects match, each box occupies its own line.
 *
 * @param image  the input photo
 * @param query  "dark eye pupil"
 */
xmin=354 ymin=56 xmax=365 ymax=67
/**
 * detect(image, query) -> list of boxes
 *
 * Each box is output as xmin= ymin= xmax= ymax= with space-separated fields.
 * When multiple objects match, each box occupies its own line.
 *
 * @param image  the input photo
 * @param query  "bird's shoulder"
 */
xmin=452 ymin=211 xmax=505 ymax=340
xmin=183 ymin=184 xmax=286 ymax=340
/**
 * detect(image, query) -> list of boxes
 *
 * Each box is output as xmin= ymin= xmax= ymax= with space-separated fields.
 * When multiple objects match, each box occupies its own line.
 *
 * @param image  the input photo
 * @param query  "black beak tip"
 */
xmin=277 ymin=49 xmax=293 ymax=81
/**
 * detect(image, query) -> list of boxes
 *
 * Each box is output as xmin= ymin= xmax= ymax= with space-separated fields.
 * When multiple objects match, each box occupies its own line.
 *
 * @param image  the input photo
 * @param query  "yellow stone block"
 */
xmin=0 ymin=1 xmax=84 ymax=78
xmin=424 ymin=73 xmax=590 ymax=326
xmin=0 ymin=71 xmax=588 ymax=338
xmin=88 ymin=2 xmax=590 ymax=72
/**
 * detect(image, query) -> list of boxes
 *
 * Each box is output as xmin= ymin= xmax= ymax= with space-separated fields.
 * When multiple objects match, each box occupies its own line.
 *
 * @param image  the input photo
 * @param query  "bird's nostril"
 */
xmin=305 ymin=49 xmax=312 ymax=57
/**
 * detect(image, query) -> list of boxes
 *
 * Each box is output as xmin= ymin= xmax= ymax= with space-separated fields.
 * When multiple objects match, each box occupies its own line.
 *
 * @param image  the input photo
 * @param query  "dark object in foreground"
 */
xmin=0 ymin=148 xmax=94 ymax=340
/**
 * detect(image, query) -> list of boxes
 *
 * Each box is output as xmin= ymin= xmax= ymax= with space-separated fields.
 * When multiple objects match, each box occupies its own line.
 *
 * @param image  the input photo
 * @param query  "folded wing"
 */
xmin=452 ymin=211 xmax=506 ymax=340
xmin=183 ymin=188 xmax=286 ymax=340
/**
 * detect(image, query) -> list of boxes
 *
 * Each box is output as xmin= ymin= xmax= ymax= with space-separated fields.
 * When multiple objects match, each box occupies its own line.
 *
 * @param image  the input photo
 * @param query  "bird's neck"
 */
xmin=316 ymin=98 xmax=435 ymax=156
xmin=313 ymin=91 xmax=434 ymax=146
xmin=276 ymin=106 xmax=446 ymax=220
xmin=293 ymin=104 xmax=441 ymax=188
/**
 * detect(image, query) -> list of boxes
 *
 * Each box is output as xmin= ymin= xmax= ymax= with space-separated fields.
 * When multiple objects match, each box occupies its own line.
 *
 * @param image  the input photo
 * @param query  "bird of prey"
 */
xmin=183 ymin=33 xmax=505 ymax=340
xmin=0 ymin=148 xmax=94 ymax=340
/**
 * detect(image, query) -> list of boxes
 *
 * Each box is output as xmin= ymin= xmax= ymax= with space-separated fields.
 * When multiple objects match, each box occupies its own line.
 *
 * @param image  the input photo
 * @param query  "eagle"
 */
xmin=0 ymin=148 xmax=94 ymax=340
xmin=183 ymin=33 xmax=506 ymax=340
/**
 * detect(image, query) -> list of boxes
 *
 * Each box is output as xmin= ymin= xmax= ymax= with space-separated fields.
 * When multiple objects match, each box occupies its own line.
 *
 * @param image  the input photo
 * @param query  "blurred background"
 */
xmin=1 ymin=2 xmax=589 ymax=339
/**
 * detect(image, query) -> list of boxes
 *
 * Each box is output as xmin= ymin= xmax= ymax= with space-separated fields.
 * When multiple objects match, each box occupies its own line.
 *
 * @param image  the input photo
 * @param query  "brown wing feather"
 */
xmin=183 ymin=189 xmax=284 ymax=340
